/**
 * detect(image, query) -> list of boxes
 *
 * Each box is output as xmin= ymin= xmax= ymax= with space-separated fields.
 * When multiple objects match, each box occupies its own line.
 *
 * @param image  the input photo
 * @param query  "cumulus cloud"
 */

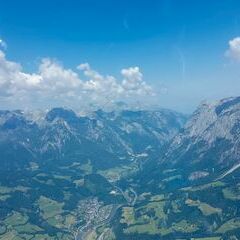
xmin=121 ymin=67 xmax=153 ymax=95
xmin=225 ymin=37 xmax=240 ymax=61
xmin=77 ymin=63 xmax=122 ymax=96
xmin=0 ymin=49 xmax=155 ymax=110
xmin=0 ymin=39 xmax=7 ymax=49
xmin=0 ymin=50 xmax=41 ymax=97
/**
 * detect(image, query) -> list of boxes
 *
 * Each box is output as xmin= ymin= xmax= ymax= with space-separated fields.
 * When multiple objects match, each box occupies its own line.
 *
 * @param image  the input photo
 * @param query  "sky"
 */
xmin=0 ymin=0 xmax=240 ymax=113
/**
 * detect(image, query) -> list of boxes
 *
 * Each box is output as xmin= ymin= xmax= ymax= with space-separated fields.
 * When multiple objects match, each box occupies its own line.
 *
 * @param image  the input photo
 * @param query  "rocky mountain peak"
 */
xmin=163 ymin=96 xmax=240 ymax=176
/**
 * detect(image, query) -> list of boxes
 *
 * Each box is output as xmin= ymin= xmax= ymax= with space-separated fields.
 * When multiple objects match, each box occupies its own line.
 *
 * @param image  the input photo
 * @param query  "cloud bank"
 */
xmin=0 ymin=49 xmax=154 ymax=110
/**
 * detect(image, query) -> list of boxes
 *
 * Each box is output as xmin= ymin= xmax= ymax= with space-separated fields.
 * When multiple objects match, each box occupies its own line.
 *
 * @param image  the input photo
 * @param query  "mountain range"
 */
xmin=0 ymin=107 xmax=186 ymax=172
xmin=0 ymin=96 xmax=240 ymax=239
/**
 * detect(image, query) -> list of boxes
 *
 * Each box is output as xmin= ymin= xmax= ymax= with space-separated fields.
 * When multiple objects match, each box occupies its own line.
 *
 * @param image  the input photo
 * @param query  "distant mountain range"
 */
xmin=1 ymin=96 xmax=240 ymax=190
xmin=0 ymin=107 xmax=186 ymax=172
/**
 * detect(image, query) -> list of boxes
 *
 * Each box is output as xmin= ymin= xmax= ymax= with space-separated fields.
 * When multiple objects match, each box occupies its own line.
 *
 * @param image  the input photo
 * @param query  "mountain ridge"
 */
xmin=0 ymin=107 xmax=187 ymax=172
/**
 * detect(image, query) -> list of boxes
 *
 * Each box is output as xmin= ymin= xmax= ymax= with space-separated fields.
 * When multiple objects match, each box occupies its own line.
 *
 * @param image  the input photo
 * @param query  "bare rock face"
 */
xmin=162 ymin=96 xmax=240 ymax=177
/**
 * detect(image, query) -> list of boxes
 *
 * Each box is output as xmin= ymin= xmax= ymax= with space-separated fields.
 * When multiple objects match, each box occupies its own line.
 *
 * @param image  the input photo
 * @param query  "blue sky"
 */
xmin=0 ymin=0 xmax=240 ymax=112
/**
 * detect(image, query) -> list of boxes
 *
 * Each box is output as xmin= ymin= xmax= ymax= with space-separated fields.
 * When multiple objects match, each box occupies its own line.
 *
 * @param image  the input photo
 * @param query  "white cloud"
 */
xmin=225 ymin=37 xmax=240 ymax=61
xmin=0 ymin=39 xmax=7 ymax=49
xmin=0 ymin=49 xmax=155 ymax=110
xmin=78 ymin=63 xmax=123 ymax=97
xmin=0 ymin=50 xmax=40 ymax=96
xmin=121 ymin=67 xmax=153 ymax=95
